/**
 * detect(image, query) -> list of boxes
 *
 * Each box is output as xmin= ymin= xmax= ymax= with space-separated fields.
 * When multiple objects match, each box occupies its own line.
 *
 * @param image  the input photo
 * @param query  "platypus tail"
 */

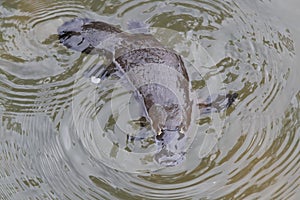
xmin=58 ymin=18 xmax=122 ymax=53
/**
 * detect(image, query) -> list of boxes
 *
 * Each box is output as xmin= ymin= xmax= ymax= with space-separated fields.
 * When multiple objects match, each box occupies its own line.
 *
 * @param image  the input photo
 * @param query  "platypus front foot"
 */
xmin=198 ymin=92 xmax=238 ymax=114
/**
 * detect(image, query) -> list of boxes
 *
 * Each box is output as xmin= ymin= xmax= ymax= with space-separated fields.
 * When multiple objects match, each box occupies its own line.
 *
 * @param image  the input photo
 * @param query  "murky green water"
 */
xmin=0 ymin=0 xmax=299 ymax=199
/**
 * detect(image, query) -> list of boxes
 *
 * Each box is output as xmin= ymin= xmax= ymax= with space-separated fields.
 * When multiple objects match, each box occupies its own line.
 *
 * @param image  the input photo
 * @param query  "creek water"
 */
xmin=0 ymin=0 xmax=299 ymax=199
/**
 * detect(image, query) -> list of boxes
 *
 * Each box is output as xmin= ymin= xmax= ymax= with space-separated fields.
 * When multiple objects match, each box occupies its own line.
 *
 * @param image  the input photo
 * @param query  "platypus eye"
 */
xmin=179 ymin=127 xmax=184 ymax=134
xmin=157 ymin=129 xmax=163 ymax=135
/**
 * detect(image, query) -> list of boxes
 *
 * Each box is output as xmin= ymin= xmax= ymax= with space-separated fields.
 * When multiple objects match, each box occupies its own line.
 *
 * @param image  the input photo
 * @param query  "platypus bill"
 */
xmin=58 ymin=18 xmax=237 ymax=166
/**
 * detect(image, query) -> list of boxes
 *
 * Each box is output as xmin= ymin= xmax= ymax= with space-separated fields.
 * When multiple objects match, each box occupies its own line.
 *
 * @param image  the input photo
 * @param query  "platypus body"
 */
xmin=58 ymin=18 xmax=237 ymax=166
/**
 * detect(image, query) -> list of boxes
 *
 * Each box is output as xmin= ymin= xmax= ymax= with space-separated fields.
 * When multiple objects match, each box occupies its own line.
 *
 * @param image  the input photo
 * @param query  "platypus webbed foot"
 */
xmin=198 ymin=92 xmax=238 ymax=114
xmin=225 ymin=92 xmax=238 ymax=108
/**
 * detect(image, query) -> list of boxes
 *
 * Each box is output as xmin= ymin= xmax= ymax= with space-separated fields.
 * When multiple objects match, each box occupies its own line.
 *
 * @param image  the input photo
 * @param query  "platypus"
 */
xmin=58 ymin=18 xmax=237 ymax=166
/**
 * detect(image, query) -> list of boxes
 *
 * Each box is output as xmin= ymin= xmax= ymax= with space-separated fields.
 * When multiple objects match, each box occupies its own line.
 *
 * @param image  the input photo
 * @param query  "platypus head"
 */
xmin=148 ymin=103 xmax=187 ymax=136
xmin=154 ymin=128 xmax=187 ymax=166
xmin=148 ymin=103 xmax=188 ymax=166
xmin=136 ymin=70 xmax=192 ymax=166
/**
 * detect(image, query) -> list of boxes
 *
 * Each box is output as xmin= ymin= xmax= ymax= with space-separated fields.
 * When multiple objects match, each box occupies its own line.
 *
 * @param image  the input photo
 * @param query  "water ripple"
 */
xmin=0 ymin=0 xmax=299 ymax=199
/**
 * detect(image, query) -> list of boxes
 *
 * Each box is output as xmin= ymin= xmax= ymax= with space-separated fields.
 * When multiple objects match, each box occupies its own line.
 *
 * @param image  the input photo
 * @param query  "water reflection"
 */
xmin=0 ymin=0 xmax=299 ymax=199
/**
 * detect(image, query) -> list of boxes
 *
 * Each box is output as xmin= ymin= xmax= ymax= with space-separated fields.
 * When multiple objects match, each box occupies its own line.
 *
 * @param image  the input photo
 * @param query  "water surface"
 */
xmin=0 ymin=0 xmax=299 ymax=199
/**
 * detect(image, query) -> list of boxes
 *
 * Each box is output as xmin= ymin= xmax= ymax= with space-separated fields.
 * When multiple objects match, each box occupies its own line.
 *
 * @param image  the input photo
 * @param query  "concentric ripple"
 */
xmin=0 ymin=0 xmax=299 ymax=199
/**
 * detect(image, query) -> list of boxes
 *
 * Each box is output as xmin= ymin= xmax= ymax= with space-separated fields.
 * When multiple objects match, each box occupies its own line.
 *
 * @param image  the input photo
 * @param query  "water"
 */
xmin=0 ymin=0 xmax=299 ymax=199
